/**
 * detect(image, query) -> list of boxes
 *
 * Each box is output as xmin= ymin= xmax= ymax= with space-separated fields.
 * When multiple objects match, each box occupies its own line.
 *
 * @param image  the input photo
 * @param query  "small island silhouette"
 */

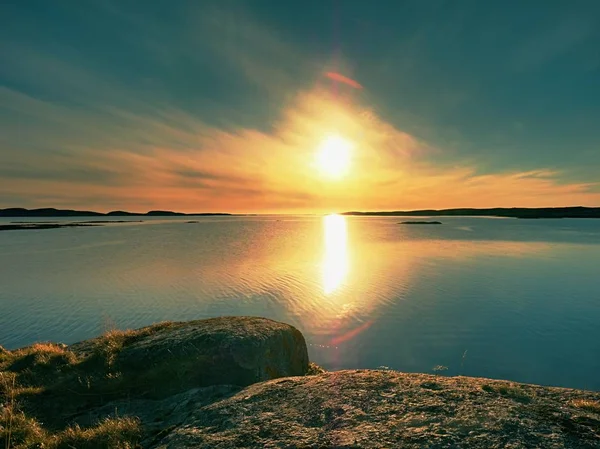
xmin=399 ymin=221 xmax=442 ymax=225
xmin=0 ymin=208 xmax=233 ymax=217
xmin=0 ymin=209 xmax=235 ymax=231
xmin=344 ymin=206 xmax=600 ymax=219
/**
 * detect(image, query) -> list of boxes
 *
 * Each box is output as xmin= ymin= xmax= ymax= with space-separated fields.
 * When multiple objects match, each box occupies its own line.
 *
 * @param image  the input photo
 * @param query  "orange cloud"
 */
xmin=2 ymin=84 xmax=599 ymax=213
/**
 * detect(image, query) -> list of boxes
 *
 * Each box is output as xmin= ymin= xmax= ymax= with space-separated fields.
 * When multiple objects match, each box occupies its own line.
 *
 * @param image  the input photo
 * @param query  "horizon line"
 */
xmin=1 ymin=205 xmax=599 ymax=218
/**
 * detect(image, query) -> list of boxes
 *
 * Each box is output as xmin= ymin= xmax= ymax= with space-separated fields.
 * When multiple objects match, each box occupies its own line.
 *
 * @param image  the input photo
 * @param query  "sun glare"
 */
xmin=316 ymin=135 xmax=352 ymax=178
xmin=322 ymin=214 xmax=348 ymax=294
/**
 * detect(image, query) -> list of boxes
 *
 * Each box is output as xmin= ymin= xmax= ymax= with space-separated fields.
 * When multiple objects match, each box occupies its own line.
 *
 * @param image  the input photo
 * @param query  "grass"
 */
xmin=91 ymin=324 xmax=175 ymax=370
xmin=0 ymin=325 xmax=176 ymax=448
xmin=1 ymin=320 xmax=322 ymax=448
xmin=306 ymin=362 xmax=326 ymax=376
xmin=481 ymin=383 xmax=532 ymax=403
xmin=1 ymin=372 xmax=17 ymax=449
xmin=3 ymin=343 xmax=77 ymax=390
xmin=571 ymin=399 xmax=600 ymax=413
xmin=0 ymin=412 xmax=140 ymax=449
xmin=52 ymin=417 xmax=141 ymax=449
xmin=1 ymin=364 xmax=140 ymax=448
xmin=1 ymin=409 xmax=46 ymax=449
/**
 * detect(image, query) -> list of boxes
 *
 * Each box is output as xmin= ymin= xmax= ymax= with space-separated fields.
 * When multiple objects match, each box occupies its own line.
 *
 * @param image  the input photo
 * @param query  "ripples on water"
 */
xmin=0 ymin=215 xmax=599 ymax=390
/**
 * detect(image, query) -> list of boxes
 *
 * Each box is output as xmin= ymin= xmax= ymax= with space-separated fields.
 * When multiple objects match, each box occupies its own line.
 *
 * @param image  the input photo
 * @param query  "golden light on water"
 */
xmin=316 ymin=135 xmax=352 ymax=179
xmin=322 ymin=214 xmax=349 ymax=294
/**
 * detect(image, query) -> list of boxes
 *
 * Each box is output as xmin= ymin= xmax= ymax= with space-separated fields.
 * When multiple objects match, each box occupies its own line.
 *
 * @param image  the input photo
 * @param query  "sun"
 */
xmin=316 ymin=135 xmax=352 ymax=178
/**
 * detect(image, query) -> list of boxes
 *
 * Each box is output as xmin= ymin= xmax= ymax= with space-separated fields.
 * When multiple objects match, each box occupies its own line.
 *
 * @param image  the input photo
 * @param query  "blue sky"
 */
xmin=1 ymin=0 xmax=599 ymax=212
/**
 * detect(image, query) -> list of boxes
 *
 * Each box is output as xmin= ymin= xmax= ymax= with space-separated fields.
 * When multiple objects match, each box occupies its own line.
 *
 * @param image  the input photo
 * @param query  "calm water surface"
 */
xmin=1 ymin=215 xmax=599 ymax=390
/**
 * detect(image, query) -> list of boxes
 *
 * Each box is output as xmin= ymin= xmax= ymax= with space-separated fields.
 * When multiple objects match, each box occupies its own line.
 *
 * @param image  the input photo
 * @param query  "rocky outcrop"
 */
xmin=1 ymin=317 xmax=310 ymax=447
xmin=70 ymin=316 xmax=309 ymax=396
xmin=3 ymin=318 xmax=600 ymax=448
xmin=150 ymin=370 xmax=600 ymax=448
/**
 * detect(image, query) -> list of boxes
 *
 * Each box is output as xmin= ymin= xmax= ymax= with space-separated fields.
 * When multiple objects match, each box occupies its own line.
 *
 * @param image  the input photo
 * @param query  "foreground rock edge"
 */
xmin=151 ymin=370 xmax=600 ymax=448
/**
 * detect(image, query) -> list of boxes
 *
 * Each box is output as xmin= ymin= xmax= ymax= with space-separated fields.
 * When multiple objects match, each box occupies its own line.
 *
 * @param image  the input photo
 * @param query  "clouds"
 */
xmin=1 ymin=1 xmax=599 ymax=212
xmin=3 ymin=79 xmax=599 ymax=212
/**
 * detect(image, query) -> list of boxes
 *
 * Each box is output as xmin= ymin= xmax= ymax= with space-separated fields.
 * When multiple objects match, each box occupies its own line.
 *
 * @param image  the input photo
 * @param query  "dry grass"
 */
xmin=1 ymin=372 xmax=17 ymax=449
xmin=481 ymin=383 xmax=532 ymax=403
xmin=1 ymin=371 xmax=46 ymax=449
xmin=91 ymin=323 xmax=175 ymax=370
xmin=20 ymin=343 xmax=68 ymax=357
xmin=2 ymin=320 xmax=316 ymax=448
xmin=52 ymin=417 xmax=141 ymax=449
xmin=0 ymin=322 xmax=176 ymax=397
xmin=1 ymin=413 xmax=140 ymax=449
xmin=1 ymin=409 xmax=46 ymax=449
xmin=306 ymin=362 xmax=326 ymax=376
xmin=0 ymin=325 xmax=172 ymax=448
xmin=2 ymin=343 xmax=77 ymax=391
xmin=571 ymin=399 xmax=600 ymax=413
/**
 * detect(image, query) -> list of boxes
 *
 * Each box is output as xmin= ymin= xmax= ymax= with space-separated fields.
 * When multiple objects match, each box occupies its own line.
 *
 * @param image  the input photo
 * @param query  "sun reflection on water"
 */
xmin=322 ymin=214 xmax=349 ymax=294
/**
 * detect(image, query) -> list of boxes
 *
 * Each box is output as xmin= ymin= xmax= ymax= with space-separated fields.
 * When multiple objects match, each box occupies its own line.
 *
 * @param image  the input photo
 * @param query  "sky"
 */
xmin=1 ymin=0 xmax=599 ymax=213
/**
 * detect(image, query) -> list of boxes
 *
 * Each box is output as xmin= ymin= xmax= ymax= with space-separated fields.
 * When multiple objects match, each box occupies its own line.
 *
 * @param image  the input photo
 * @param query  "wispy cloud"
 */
xmin=3 ymin=80 xmax=599 ymax=212
xmin=1 ymin=2 xmax=599 ymax=212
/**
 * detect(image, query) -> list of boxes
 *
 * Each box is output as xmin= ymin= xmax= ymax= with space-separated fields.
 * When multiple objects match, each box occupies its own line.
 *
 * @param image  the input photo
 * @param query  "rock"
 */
xmin=7 ymin=319 xmax=600 ymax=448
xmin=152 ymin=370 xmax=600 ymax=448
xmin=72 ymin=316 xmax=309 ymax=397
xmin=68 ymin=384 xmax=242 ymax=444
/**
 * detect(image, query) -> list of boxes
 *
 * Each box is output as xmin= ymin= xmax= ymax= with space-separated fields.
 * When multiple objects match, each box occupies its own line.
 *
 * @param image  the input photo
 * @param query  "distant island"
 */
xmin=0 ymin=208 xmax=233 ymax=217
xmin=344 ymin=207 xmax=600 ymax=219
xmin=399 ymin=221 xmax=442 ymax=225
xmin=0 ymin=222 xmax=102 ymax=231
xmin=0 ymin=220 xmax=145 ymax=231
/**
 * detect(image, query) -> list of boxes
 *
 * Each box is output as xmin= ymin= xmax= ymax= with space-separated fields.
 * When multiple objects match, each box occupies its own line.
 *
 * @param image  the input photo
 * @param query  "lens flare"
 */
xmin=325 ymin=72 xmax=363 ymax=89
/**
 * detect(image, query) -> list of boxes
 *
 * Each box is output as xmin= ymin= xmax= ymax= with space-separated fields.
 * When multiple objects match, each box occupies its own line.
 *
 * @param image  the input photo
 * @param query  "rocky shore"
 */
xmin=1 ymin=317 xmax=599 ymax=448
